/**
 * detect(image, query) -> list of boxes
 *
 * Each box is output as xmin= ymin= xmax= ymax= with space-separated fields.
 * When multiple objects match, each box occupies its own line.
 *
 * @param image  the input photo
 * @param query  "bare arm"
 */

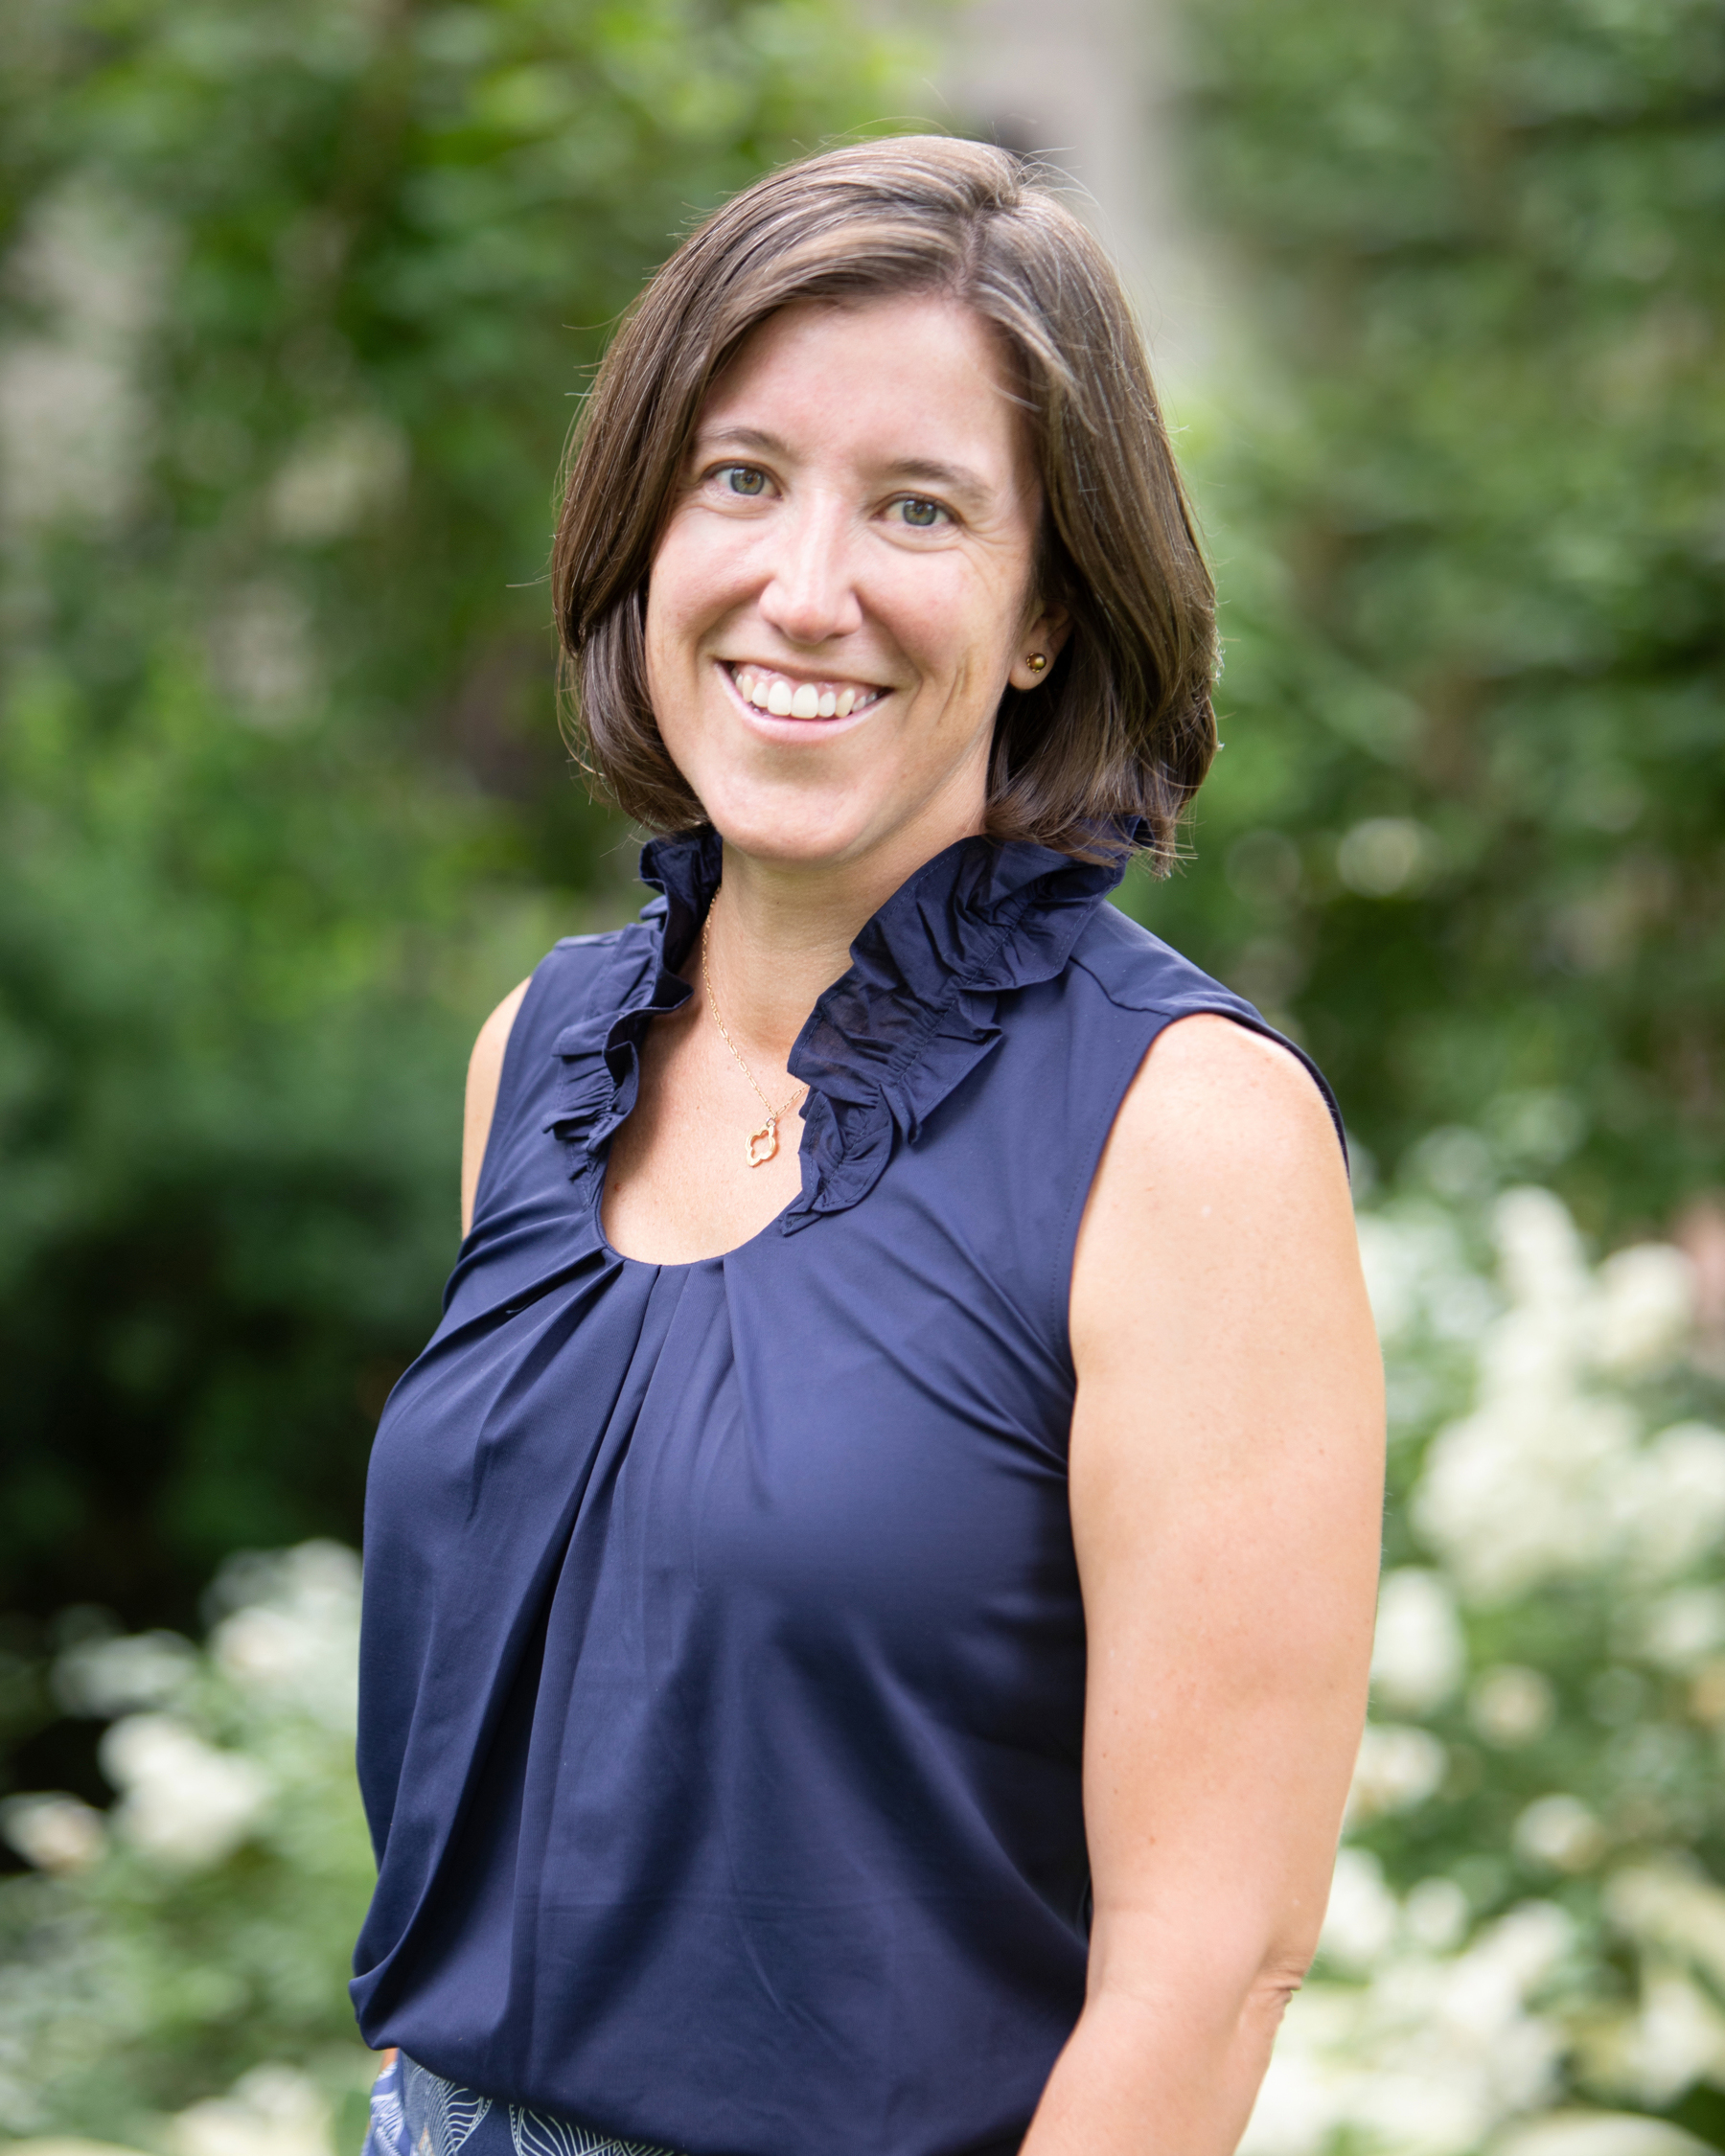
xmin=460 ymin=979 xmax=530 ymax=1238
xmin=1024 ymin=1015 xmax=1385 ymax=2155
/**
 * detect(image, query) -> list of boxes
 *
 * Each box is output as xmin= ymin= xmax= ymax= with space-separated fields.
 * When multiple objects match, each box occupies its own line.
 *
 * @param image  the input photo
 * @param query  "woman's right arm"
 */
xmin=460 ymin=980 xmax=531 ymax=1238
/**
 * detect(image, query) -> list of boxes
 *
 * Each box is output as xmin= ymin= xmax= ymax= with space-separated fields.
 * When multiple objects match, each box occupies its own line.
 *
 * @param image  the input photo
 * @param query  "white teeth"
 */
xmin=730 ymin=665 xmax=880 ymax=719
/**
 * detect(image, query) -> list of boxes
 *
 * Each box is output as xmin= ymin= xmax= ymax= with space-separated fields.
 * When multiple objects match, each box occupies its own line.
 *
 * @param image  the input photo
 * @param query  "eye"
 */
xmin=718 ymin=464 xmax=768 ymax=496
xmin=889 ymin=495 xmax=949 ymax=530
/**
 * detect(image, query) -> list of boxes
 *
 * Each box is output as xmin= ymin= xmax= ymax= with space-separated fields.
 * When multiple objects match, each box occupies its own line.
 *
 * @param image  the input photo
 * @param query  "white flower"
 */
xmin=1242 ymin=1986 xmax=1364 ymax=2156
xmin=1494 ymin=2111 xmax=1714 ymax=2156
xmin=1321 ymin=1848 xmax=1400 ymax=1973
xmin=1641 ymin=1586 xmax=1725 ymax=1671
xmin=1357 ymin=1206 xmax=1492 ymax=1348
xmin=209 ymin=1539 xmax=360 ymax=1733
xmin=0 ymin=1792 xmax=106 ymax=1875
xmin=1470 ymin=1666 xmax=1557 ymax=1749
xmin=1414 ymin=1392 xmax=1636 ymax=1601
xmin=1372 ymin=1569 xmax=1466 ymax=1714
xmin=208 ymin=1537 xmax=360 ymax=1618
xmin=1428 ymin=1273 xmax=1500 ymax=1344
xmin=1604 ymin=1863 xmax=1725 ymax=1994
xmin=1412 ymin=1191 xmax=1715 ymax=1600
xmin=1357 ymin=1214 xmax=1426 ymax=1342
xmin=0 ymin=343 xmax=147 ymax=533
xmin=51 ymin=1628 xmax=196 ymax=1718
xmin=1616 ymin=1424 xmax=1725 ymax=1579
xmin=1515 ymin=1797 xmax=1607 ymax=1874
xmin=1243 ymin=1903 xmax=1573 ymax=2156
xmin=9 ymin=181 xmax=163 ymax=343
xmin=1405 ymin=1190 xmax=1716 ymax=1601
xmin=268 ymin=412 xmax=408 ymax=542
xmin=1404 ymin=1877 xmax=1471 ymax=1953
xmin=1495 ymin=1188 xmax=1592 ymax=1318
xmin=1446 ymin=1899 xmax=1575 ymax=2030
xmin=99 ymin=1714 xmax=270 ymax=1869
xmin=1601 ymin=1969 xmax=1725 ymax=2108
xmin=1591 ymin=1245 xmax=1696 ymax=1376
xmin=0 ymin=180 xmax=168 ymax=538
xmin=1346 ymin=1723 xmax=1447 ymax=1824
xmin=170 ymin=2063 xmax=331 ymax=2156
xmin=207 ymin=581 xmax=318 ymax=726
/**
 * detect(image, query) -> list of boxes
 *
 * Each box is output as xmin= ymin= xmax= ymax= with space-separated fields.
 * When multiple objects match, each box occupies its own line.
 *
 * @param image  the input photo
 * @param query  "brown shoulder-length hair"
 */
xmin=551 ymin=135 xmax=1217 ymax=869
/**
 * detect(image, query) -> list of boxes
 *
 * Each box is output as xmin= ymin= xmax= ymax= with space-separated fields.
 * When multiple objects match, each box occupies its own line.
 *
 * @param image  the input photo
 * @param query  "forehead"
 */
xmin=696 ymin=294 xmax=1033 ymax=491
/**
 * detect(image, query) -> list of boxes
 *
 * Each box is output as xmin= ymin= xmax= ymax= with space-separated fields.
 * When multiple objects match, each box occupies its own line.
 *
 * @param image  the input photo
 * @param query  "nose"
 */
xmin=757 ymin=496 xmax=864 ymax=647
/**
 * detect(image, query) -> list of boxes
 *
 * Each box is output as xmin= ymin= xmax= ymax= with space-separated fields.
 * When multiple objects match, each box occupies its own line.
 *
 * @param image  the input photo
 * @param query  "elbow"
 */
xmin=1087 ymin=1903 xmax=1317 ymax=2035
xmin=1243 ymin=1948 xmax=1313 ymax=2043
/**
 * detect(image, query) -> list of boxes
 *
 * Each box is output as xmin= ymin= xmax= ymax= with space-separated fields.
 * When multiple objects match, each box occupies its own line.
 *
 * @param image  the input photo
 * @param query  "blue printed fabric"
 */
xmin=364 ymin=2052 xmax=680 ymax=2156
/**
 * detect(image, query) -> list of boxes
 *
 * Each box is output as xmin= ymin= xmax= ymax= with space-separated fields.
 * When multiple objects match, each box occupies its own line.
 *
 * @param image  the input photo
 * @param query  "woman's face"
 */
xmin=644 ymin=293 xmax=1063 ymax=876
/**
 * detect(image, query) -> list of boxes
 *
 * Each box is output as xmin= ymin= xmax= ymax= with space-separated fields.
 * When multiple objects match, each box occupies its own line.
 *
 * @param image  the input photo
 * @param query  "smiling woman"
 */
xmin=352 ymin=138 xmax=1384 ymax=2156
xmin=554 ymin=137 xmax=1216 ymax=869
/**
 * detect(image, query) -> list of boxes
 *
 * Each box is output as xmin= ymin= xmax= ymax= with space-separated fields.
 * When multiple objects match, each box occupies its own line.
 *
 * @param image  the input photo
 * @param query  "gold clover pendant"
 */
xmin=745 ymin=1120 xmax=778 ymax=1167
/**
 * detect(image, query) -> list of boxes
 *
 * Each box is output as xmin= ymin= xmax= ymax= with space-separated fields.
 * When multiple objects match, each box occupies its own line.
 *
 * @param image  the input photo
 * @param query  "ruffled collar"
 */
xmin=546 ymin=827 xmax=1129 ymax=1236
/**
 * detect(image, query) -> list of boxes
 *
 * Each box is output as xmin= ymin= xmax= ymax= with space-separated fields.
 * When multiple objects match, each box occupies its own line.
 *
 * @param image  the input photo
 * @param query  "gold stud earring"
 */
xmin=1027 ymin=654 xmax=1046 ymax=673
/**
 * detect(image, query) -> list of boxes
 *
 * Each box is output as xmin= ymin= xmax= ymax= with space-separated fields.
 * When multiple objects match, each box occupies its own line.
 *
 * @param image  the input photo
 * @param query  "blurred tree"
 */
xmin=0 ymin=0 xmax=912 ymax=1638
xmin=1143 ymin=0 xmax=1725 ymax=1231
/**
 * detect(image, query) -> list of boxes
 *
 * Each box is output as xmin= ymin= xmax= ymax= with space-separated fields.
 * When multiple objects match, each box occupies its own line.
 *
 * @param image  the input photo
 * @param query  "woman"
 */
xmin=356 ymin=137 xmax=1383 ymax=2156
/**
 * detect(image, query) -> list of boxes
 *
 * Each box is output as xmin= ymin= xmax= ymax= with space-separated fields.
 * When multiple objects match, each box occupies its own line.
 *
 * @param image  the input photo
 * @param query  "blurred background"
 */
xmin=1 ymin=0 xmax=1722 ymax=2147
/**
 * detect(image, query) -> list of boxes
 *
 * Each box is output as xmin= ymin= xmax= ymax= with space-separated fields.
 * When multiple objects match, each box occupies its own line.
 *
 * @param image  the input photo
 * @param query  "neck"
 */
xmin=698 ymin=827 xmax=974 ymax=1064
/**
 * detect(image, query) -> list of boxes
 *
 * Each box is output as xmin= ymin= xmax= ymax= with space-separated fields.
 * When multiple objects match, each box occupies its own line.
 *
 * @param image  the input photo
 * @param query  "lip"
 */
xmin=716 ymin=659 xmax=894 ymax=740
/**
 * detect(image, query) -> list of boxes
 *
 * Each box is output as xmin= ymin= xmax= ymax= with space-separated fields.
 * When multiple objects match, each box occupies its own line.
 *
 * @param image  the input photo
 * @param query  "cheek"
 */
xmin=642 ymin=530 xmax=696 ymax=668
xmin=886 ymin=562 xmax=1019 ymax=702
xmin=646 ymin=515 xmax=743 ymax=659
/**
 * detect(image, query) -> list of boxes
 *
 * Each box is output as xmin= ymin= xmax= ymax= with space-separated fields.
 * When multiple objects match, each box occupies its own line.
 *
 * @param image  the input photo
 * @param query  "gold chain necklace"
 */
xmin=701 ymin=893 xmax=807 ymax=1168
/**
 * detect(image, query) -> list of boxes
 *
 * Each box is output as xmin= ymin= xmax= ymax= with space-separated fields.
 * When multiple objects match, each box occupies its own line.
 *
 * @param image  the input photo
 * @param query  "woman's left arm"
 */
xmin=1024 ymin=1014 xmax=1385 ymax=2156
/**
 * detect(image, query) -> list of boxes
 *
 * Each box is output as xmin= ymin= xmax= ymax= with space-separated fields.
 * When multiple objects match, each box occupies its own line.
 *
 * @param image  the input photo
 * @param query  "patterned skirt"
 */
xmin=363 ymin=2051 xmax=682 ymax=2156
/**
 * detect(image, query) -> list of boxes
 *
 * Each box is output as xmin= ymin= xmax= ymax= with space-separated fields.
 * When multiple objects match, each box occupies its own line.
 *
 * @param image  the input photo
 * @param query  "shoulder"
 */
xmin=1100 ymin=1008 xmax=1349 ymax=1239
xmin=1061 ymin=908 xmax=1358 ymax=1364
xmin=1065 ymin=901 xmax=1347 ymax=1158
xmin=469 ymin=978 xmax=530 ymax=1089
xmin=1068 ymin=899 xmax=1258 ymax=1021
xmin=1070 ymin=1008 xmax=1360 ymax=1364
xmin=458 ymin=927 xmax=646 ymax=1236
xmin=1117 ymin=1011 xmax=1342 ymax=1179
xmin=525 ymin=925 xmax=654 ymax=1029
xmin=467 ymin=929 xmax=642 ymax=1106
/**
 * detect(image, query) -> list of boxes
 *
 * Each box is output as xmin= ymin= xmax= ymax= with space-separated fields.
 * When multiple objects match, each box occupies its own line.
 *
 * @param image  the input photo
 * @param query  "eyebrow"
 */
xmin=693 ymin=425 xmax=996 ymax=508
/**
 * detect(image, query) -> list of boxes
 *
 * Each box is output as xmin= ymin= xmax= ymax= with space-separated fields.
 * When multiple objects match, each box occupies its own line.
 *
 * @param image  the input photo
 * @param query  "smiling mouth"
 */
xmin=724 ymin=662 xmax=888 ymax=721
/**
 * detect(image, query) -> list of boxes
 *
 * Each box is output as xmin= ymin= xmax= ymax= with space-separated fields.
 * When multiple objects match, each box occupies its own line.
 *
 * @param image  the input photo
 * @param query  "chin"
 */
xmin=702 ymin=791 xmax=880 ymax=868
xmin=672 ymin=725 xmax=988 ymax=876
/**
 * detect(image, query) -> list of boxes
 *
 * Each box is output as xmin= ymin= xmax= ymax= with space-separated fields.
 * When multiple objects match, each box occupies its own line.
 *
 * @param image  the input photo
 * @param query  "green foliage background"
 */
xmin=2 ymin=0 xmax=1723 ymax=2137
xmin=7 ymin=0 xmax=1718 ymax=1645
xmin=0 ymin=0 xmax=911 ymax=1643
xmin=1134 ymin=0 xmax=1725 ymax=1233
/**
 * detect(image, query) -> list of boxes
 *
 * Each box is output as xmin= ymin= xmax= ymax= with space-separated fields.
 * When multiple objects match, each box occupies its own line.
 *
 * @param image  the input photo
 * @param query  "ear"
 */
xmin=1007 ymin=602 xmax=1073 ymax=692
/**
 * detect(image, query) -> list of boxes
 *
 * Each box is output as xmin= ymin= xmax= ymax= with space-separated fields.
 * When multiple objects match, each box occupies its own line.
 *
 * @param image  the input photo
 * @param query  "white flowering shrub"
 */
xmin=3 ymin=1173 xmax=1723 ymax=2156
xmin=1248 ymin=1173 xmax=1725 ymax=2156
xmin=0 ymin=1543 xmax=377 ymax=2151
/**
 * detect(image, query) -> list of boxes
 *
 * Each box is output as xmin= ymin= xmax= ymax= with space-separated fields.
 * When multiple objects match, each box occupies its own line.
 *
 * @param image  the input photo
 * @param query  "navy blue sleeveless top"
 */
xmin=352 ymin=830 xmax=1340 ymax=2156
